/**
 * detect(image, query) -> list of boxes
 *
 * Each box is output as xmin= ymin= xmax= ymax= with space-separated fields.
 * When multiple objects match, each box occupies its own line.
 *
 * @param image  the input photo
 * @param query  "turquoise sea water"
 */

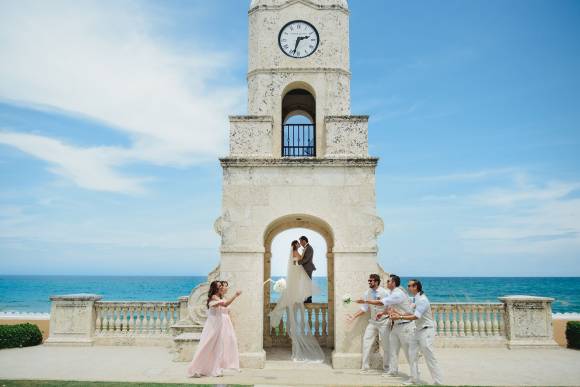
xmin=0 ymin=275 xmax=578 ymax=314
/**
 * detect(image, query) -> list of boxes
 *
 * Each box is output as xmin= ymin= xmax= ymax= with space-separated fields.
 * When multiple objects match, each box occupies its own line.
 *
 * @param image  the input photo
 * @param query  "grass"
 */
xmin=0 ymin=381 xmax=250 ymax=387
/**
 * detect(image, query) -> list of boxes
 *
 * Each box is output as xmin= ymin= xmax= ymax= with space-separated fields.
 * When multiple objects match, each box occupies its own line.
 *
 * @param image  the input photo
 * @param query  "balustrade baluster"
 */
xmin=491 ymin=306 xmax=500 ymax=336
xmin=485 ymin=306 xmax=493 ymax=336
xmin=168 ymin=304 xmax=175 ymax=328
xmin=126 ymin=306 xmax=133 ymax=334
xmin=465 ymin=305 xmax=473 ymax=336
xmin=95 ymin=306 xmax=102 ymax=334
xmin=314 ymin=307 xmax=320 ymax=337
xmin=114 ymin=305 xmax=121 ymax=333
xmin=451 ymin=305 xmax=458 ymax=336
xmin=498 ymin=307 xmax=506 ymax=336
xmin=444 ymin=305 xmax=451 ymax=336
xmin=437 ymin=305 xmax=445 ymax=336
xmin=321 ymin=305 xmax=328 ymax=337
xmin=155 ymin=305 xmax=162 ymax=334
xmin=478 ymin=306 xmax=486 ymax=336
xmin=458 ymin=305 xmax=465 ymax=337
xmin=471 ymin=305 xmax=479 ymax=336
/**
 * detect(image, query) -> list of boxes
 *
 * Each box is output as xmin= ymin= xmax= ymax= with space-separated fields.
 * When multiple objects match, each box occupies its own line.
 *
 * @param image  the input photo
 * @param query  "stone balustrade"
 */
xmin=267 ymin=302 xmax=329 ymax=347
xmin=432 ymin=303 xmax=505 ymax=338
xmin=46 ymin=294 xmax=557 ymax=352
xmin=94 ymin=301 xmax=180 ymax=336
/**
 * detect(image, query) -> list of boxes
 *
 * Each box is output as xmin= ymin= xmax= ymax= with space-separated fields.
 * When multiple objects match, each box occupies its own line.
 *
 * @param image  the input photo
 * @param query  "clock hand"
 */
xmin=292 ymin=36 xmax=309 ymax=54
xmin=292 ymin=37 xmax=301 ymax=54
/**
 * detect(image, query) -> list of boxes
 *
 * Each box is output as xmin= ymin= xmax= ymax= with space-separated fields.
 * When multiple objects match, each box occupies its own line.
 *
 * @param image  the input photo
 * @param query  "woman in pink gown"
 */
xmin=187 ymin=280 xmax=242 ymax=378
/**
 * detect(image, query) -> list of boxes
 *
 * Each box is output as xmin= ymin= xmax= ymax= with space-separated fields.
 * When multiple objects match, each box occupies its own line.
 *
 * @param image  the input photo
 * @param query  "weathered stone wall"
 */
xmin=324 ymin=116 xmax=369 ymax=158
xmin=216 ymin=158 xmax=383 ymax=367
xmin=247 ymin=0 xmax=351 ymax=157
xmin=229 ymin=116 xmax=274 ymax=157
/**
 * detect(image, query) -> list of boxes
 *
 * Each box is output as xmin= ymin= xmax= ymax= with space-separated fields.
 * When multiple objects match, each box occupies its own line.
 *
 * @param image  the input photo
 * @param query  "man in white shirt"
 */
xmin=390 ymin=279 xmax=443 ymax=385
xmin=358 ymin=274 xmax=417 ymax=382
xmin=347 ymin=274 xmax=391 ymax=374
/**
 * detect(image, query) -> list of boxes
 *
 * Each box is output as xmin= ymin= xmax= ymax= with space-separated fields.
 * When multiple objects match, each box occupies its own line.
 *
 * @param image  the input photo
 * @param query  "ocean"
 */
xmin=0 ymin=275 xmax=578 ymax=314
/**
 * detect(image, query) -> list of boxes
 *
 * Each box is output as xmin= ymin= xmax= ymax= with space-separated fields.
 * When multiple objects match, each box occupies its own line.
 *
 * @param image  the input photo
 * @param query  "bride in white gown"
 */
xmin=269 ymin=240 xmax=325 ymax=362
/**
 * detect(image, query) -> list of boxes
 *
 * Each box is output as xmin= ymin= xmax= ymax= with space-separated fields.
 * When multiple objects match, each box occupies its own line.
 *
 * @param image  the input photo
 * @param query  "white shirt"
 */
xmin=380 ymin=287 xmax=414 ymax=315
xmin=360 ymin=286 xmax=390 ymax=313
xmin=413 ymin=292 xmax=435 ymax=329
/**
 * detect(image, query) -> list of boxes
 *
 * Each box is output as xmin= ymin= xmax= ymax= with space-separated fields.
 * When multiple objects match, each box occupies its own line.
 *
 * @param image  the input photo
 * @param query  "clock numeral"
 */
xmin=282 ymin=38 xmax=287 ymax=42
xmin=296 ymin=51 xmax=301 ymax=56
xmin=283 ymin=44 xmax=289 ymax=49
xmin=311 ymin=38 xmax=316 ymax=42
xmin=309 ymin=45 xmax=314 ymax=49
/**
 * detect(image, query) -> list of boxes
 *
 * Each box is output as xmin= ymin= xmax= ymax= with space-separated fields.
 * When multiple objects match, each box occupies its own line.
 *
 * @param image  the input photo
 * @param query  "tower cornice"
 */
xmin=247 ymin=67 xmax=351 ymax=79
xmin=249 ymin=0 xmax=349 ymax=15
xmin=220 ymin=157 xmax=378 ymax=168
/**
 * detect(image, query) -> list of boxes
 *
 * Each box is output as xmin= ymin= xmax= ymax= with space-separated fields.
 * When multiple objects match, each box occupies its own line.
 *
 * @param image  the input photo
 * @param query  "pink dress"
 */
xmin=187 ymin=299 xmax=240 ymax=377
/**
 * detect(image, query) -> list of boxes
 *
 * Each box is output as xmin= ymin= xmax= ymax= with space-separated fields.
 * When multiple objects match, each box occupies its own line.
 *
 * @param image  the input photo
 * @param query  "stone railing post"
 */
xmin=45 ymin=294 xmax=103 ymax=346
xmin=499 ymin=295 xmax=559 ymax=349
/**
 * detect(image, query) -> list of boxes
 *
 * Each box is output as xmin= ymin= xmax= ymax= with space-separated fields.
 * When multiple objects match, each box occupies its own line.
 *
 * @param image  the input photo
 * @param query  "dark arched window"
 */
xmin=282 ymin=89 xmax=315 ymax=157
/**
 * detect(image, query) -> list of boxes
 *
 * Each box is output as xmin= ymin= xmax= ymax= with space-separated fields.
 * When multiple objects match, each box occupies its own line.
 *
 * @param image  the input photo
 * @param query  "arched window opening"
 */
xmin=282 ymin=89 xmax=316 ymax=157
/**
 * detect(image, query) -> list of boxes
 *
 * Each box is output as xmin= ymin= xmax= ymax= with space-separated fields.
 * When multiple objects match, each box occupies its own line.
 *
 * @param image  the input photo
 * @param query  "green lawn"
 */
xmin=0 ymin=381 xmax=250 ymax=387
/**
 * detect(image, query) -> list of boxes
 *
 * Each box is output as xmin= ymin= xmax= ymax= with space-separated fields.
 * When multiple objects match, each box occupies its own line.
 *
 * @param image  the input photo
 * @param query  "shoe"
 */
xmin=382 ymin=370 xmax=398 ymax=377
xmin=359 ymin=368 xmax=372 ymax=374
xmin=402 ymin=378 xmax=417 ymax=385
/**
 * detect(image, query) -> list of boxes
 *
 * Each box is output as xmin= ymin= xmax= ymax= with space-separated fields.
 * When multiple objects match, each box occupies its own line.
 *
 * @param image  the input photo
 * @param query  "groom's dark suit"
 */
xmin=299 ymin=243 xmax=316 ymax=303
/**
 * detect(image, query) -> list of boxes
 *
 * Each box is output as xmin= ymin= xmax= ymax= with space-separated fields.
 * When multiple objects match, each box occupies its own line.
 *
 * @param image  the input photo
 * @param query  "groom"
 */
xmin=298 ymin=235 xmax=315 ymax=303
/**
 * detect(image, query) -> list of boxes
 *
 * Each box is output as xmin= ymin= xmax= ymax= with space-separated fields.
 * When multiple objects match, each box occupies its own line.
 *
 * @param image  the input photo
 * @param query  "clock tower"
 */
xmin=215 ymin=0 xmax=385 ymax=369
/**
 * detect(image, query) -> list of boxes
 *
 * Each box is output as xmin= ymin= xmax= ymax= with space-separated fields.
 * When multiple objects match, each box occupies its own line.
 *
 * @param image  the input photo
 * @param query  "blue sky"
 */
xmin=1 ymin=0 xmax=579 ymax=276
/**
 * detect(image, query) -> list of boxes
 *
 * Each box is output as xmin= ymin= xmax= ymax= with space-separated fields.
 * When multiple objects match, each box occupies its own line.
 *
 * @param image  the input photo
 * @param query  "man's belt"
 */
xmin=394 ymin=320 xmax=411 ymax=325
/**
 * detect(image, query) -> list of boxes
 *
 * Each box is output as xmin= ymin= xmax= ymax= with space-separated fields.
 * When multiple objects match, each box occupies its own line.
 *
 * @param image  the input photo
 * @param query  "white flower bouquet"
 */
xmin=342 ymin=293 xmax=352 ymax=305
xmin=272 ymin=278 xmax=287 ymax=293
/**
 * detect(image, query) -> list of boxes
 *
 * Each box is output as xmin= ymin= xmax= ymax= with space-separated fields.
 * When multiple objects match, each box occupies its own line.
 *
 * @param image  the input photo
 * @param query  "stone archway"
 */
xmin=262 ymin=214 xmax=335 ymax=350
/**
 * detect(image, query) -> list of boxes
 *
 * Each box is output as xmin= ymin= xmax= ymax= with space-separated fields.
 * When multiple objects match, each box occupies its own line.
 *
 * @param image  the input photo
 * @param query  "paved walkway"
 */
xmin=1 ymin=345 xmax=579 ymax=386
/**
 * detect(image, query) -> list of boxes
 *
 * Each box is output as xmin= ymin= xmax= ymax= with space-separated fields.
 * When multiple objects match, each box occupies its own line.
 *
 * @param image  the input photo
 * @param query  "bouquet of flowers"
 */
xmin=342 ymin=293 xmax=352 ymax=305
xmin=272 ymin=278 xmax=287 ymax=293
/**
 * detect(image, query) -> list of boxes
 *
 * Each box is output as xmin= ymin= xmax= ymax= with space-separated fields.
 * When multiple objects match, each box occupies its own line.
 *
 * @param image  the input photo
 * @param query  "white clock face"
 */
xmin=278 ymin=20 xmax=319 ymax=59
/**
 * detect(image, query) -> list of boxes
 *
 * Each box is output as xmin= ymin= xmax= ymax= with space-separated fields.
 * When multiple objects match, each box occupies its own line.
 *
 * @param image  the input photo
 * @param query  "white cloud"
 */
xmin=0 ymin=131 xmax=146 ymax=194
xmin=459 ymin=179 xmax=580 ymax=254
xmin=0 ymin=0 xmax=244 ymax=192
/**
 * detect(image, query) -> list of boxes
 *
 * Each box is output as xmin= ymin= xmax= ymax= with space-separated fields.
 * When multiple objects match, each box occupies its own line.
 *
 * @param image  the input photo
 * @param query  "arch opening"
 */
xmin=263 ymin=215 xmax=334 ymax=351
xmin=282 ymin=88 xmax=316 ymax=157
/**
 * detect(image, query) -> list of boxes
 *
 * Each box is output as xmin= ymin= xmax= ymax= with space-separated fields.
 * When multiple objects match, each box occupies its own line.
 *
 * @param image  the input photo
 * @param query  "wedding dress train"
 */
xmin=269 ymin=249 xmax=325 ymax=362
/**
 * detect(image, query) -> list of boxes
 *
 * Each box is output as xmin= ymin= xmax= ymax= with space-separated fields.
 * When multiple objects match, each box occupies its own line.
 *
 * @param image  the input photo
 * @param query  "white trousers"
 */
xmin=410 ymin=327 xmax=443 ymax=384
xmin=389 ymin=322 xmax=416 ymax=377
xmin=361 ymin=321 xmax=391 ymax=371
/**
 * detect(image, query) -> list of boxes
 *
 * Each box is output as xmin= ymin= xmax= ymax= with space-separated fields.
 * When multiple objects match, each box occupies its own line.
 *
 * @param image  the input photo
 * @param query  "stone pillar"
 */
xmin=331 ymin=252 xmax=382 ymax=369
xmin=45 ymin=294 xmax=102 ymax=346
xmin=499 ymin=295 xmax=559 ymax=349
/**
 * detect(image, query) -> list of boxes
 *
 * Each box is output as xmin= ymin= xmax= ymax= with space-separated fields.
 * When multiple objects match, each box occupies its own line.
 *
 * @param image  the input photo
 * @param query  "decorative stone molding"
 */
xmin=229 ymin=116 xmax=274 ymax=158
xmin=45 ymin=294 xmax=102 ymax=346
xmin=220 ymin=157 xmax=378 ymax=168
xmin=249 ymin=0 xmax=349 ymax=14
xmin=324 ymin=116 xmax=369 ymax=158
xmin=499 ymin=295 xmax=559 ymax=349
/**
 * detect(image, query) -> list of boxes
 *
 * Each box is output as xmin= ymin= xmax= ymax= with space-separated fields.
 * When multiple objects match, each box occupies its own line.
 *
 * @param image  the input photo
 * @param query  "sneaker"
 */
xmin=359 ymin=368 xmax=373 ymax=374
xmin=402 ymin=378 xmax=417 ymax=385
xmin=382 ymin=370 xmax=398 ymax=377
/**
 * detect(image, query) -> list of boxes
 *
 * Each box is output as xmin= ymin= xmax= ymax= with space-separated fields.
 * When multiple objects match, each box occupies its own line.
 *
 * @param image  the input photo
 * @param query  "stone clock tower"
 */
xmin=214 ymin=0 xmax=385 ymax=369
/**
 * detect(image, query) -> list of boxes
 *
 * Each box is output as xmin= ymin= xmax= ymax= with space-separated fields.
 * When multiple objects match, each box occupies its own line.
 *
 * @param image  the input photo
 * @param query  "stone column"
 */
xmin=45 ymin=294 xmax=102 ymax=346
xmin=499 ymin=295 xmax=559 ymax=349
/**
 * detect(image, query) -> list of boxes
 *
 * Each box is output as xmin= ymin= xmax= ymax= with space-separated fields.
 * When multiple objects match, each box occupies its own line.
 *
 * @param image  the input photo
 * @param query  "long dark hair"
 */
xmin=291 ymin=240 xmax=300 ymax=251
xmin=207 ymin=280 xmax=221 ymax=309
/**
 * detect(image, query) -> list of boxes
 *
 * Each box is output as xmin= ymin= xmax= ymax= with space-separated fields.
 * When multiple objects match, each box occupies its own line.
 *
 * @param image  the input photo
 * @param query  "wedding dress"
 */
xmin=269 ymin=248 xmax=325 ymax=362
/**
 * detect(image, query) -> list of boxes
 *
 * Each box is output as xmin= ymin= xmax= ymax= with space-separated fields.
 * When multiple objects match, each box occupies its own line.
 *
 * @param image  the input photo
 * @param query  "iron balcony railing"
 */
xmin=282 ymin=124 xmax=316 ymax=157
